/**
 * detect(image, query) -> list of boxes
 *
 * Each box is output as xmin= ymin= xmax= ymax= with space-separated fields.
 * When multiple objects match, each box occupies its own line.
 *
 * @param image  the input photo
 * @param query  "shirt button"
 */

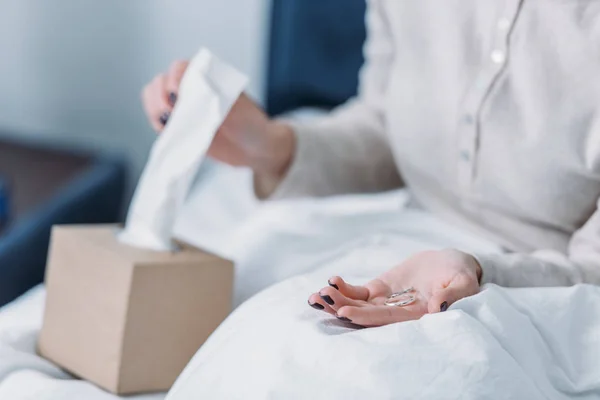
xmin=497 ymin=18 xmax=511 ymax=31
xmin=459 ymin=150 xmax=471 ymax=162
xmin=491 ymin=49 xmax=506 ymax=64
xmin=463 ymin=114 xmax=475 ymax=124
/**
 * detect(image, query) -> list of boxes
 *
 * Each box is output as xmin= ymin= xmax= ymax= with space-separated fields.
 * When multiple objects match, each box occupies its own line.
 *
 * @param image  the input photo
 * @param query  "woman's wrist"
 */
xmin=267 ymin=121 xmax=295 ymax=176
xmin=252 ymin=121 xmax=295 ymax=199
xmin=248 ymin=121 xmax=294 ymax=174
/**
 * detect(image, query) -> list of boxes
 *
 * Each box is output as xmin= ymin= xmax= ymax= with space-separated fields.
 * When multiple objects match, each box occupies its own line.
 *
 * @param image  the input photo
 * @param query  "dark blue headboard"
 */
xmin=266 ymin=0 xmax=367 ymax=116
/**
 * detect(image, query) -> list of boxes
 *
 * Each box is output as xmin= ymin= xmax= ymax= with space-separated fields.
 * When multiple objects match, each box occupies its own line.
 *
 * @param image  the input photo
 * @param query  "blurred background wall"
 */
xmin=0 ymin=0 xmax=271 ymax=190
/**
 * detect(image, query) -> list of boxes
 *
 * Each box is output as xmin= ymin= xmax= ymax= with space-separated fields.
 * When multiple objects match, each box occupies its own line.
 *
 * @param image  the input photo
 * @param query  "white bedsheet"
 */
xmin=1 ymin=189 xmax=599 ymax=399
xmin=0 ymin=286 xmax=165 ymax=400
xmin=169 ymin=281 xmax=600 ymax=400
xmin=165 ymin=192 xmax=600 ymax=399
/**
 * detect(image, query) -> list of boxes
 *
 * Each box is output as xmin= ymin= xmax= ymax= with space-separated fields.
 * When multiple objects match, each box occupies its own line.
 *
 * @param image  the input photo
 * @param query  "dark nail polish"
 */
xmin=320 ymin=294 xmax=335 ymax=305
xmin=328 ymin=280 xmax=339 ymax=290
xmin=337 ymin=315 xmax=352 ymax=323
xmin=159 ymin=111 xmax=170 ymax=126
xmin=308 ymin=301 xmax=325 ymax=310
xmin=169 ymin=92 xmax=177 ymax=106
xmin=440 ymin=301 xmax=449 ymax=312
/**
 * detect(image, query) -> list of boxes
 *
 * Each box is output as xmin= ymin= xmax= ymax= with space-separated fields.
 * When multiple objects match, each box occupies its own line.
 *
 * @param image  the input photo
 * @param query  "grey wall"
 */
xmin=0 ymin=0 xmax=271 ymax=188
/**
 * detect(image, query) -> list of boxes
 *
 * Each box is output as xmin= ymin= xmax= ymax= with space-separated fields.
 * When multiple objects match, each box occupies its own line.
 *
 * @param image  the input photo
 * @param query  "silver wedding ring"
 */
xmin=384 ymin=287 xmax=416 ymax=307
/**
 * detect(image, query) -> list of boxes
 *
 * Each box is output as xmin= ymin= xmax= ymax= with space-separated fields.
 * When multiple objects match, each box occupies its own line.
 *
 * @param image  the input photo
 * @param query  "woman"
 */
xmin=142 ymin=1 xmax=600 ymax=327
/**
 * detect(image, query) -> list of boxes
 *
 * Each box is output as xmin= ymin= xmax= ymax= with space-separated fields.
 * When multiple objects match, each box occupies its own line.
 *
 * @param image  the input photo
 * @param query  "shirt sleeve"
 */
xmin=473 ymin=198 xmax=600 ymax=287
xmin=266 ymin=0 xmax=402 ymax=199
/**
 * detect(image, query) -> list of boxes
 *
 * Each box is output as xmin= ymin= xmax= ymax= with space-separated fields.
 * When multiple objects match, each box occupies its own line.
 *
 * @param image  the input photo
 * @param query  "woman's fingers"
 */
xmin=142 ymin=74 xmax=172 ymax=131
xmin=320 ymin=286 xmax=364 ymax=311
xmin=166 ymin=60 xmax=189 ymax=104
xmin=155 ymin=74 xmax=173 ymax=125
xmin=308 ymin=285 xmax=365 ymax=317
xmin=140 ymin=60 xmax=189 ymax=133
xmin=337 ymin=304 xmax=415 ymax=327
xmin=427 ymin=273 xmax=479 ymax=314
xmin=308 ymin=293 xmax=336 ymax=316
xmin=327 ymin=276 xmax=370 ymax=301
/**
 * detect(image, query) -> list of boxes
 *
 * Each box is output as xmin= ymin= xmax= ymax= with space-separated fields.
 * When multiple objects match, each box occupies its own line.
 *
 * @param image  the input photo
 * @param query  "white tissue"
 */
xmin=119 ymin=48 xmax=248 ymax=251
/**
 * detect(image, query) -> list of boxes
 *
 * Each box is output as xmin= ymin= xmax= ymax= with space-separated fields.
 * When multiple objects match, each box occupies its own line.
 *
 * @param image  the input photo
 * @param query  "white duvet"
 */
xmin=1 ymin=187 xmax=600 ymax=399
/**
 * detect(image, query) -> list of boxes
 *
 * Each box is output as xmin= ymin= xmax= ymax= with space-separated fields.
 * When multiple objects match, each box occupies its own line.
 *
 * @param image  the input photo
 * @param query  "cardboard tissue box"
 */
xmin=38 ymin=225 xmax=234 ymax=395
xmin=38 ymin=48 xmax=248 ymax=395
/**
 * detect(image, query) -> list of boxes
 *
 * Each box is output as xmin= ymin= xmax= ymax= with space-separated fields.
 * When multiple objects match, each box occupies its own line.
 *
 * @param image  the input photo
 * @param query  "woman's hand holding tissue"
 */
xmin=142 ymin=60 xmax=190 ymax=131
xmin=142 ymin=60 xmax=295 ymax=197
xmin=308 ymin=249 xmax=483 ymax=327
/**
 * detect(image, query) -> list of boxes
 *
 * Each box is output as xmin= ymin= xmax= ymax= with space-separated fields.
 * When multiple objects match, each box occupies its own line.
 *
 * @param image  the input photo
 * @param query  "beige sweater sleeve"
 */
xmin=266 ymin=0 xmax=402 ymax=200
xmin=474 ymin=198 xmax=600 ymax=287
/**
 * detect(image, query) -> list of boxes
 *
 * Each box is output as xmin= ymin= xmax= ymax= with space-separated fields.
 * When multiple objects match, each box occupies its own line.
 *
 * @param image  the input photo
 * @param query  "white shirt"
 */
xmin=272 ymin=0 xmax=600 ymax=287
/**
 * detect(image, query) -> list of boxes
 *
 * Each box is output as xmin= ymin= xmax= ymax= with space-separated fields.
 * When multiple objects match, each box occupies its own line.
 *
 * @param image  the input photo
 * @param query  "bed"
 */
xmin=3 ymin=190 xmax=600 ymax=399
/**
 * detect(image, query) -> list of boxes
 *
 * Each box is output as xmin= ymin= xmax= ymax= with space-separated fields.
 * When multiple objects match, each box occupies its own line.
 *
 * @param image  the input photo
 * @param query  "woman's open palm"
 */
xmin=308 ymin=249 xmax=482 ymax=327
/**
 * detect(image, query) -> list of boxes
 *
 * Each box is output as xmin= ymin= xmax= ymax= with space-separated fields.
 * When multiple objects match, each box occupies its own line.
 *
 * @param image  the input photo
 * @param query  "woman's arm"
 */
xmin=255 ymin=0 xmax=402 ymax=199
xmin=474 ymin=198 xmax=600 ymax=286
